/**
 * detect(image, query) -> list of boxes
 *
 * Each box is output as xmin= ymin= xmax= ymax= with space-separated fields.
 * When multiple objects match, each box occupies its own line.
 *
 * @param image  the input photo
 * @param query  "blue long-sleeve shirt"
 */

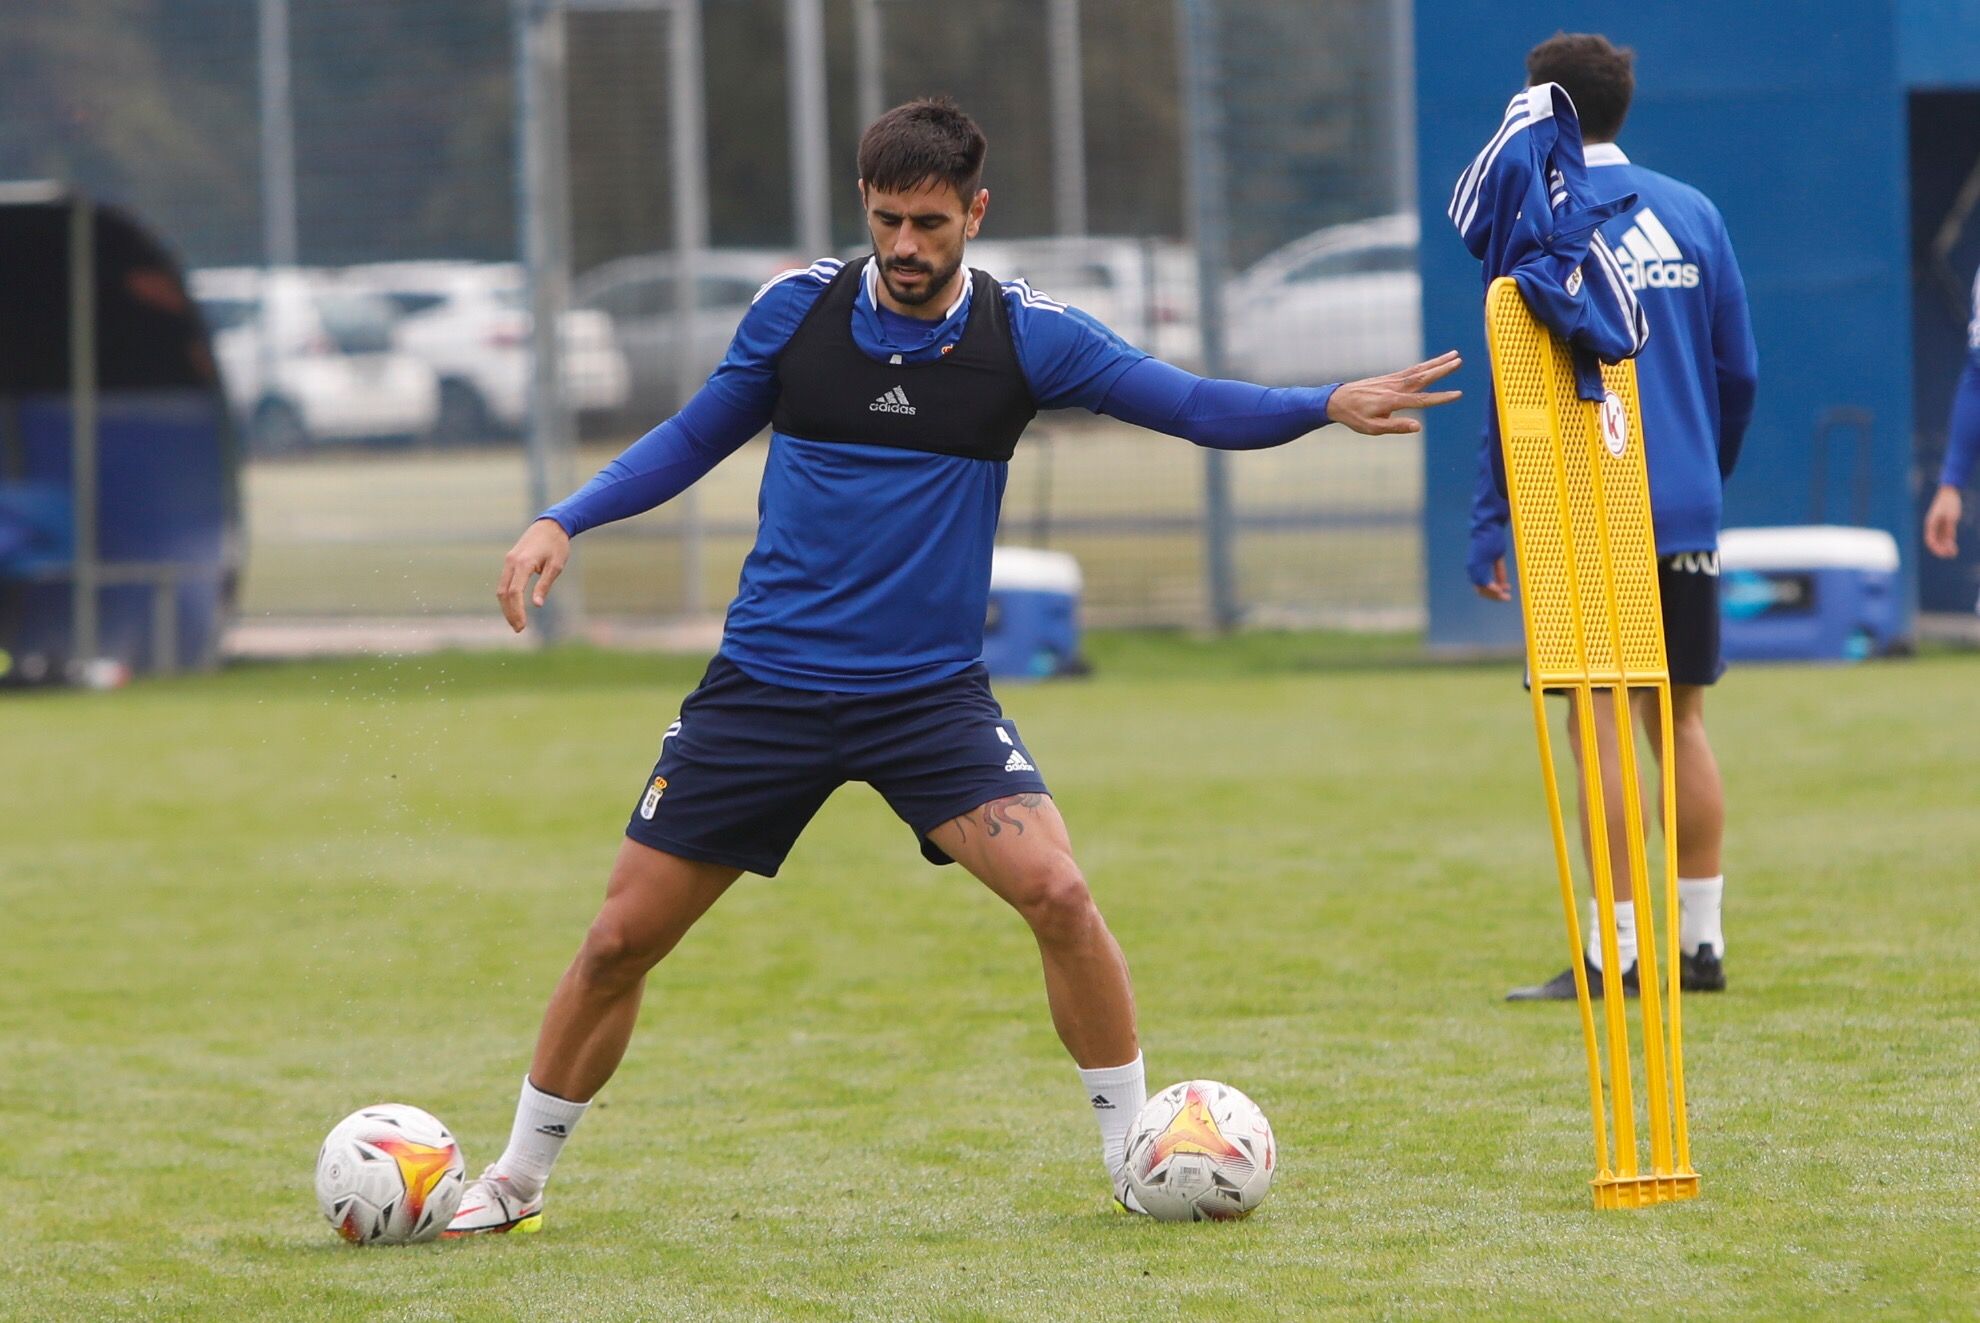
xmin=545 ymin=257 xmax=1340 ymax=690
xmin=1940 ymin=269 xmax=1980 ymax=491
xmin=1468 ymin=141 xmax=1758 ymax=577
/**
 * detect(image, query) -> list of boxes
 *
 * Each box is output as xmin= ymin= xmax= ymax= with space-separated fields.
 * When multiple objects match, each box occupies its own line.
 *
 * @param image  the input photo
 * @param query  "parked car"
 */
xmin=572 ymin=249 xmax=801 ymax=426
xmin=1224 ymin=213 xmax=1421 ymax=386
xmin=952 ymin=236 xmax=1203 ymax=368
xmin=191 ymin=267 xmax=440 ymax=453
xmin=341 ymin=261 xmax=631 ymax=443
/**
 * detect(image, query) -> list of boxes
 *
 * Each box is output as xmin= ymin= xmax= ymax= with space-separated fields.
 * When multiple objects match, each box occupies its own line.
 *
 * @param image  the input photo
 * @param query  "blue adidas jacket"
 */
xmin=1449 ymin=84 xmax=1649 ymax=387
xmin=1461 ymin=132 xmax=1759 ymax=569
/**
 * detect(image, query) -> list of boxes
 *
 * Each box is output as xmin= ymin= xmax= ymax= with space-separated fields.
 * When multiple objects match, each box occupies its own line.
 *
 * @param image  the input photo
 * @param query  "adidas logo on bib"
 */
xmin=869 ymin=385 xmax=916 ymax=415
xmin=1004 ymin=748 xmax=1035 ymax=773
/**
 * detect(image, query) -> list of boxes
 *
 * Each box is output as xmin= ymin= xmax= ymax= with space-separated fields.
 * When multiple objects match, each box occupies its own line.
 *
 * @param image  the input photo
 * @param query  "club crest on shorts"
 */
xmin=639 ymin=776 xmax=668 ymax=819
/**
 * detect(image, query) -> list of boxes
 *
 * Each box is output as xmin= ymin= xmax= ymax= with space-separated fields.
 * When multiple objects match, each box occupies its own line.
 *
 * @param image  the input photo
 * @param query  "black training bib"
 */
xmin=771 ymin=257 xmax=1038 ymax=462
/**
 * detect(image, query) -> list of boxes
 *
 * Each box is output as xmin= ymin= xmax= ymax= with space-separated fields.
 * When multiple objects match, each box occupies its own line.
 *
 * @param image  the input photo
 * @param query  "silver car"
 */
xmin=572 ymin=249 xmax=801 ymax=428
xmin=1224 ymin=213 xmax=1421 ymax=387
xmin=192 ymin=267 xmax=440 ymax=453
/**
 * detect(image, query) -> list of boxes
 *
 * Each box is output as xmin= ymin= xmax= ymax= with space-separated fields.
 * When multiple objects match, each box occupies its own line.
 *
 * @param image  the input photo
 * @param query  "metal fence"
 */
xmin=3 ymin=0 xmax=1423 ymax=643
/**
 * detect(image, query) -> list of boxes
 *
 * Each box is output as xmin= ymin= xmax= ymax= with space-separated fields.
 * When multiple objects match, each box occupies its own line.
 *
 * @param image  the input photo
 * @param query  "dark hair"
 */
xmin=857 ymin=97 xmax=987 ymax=204
xmin=1526 ymin=32 xmax=1635 ymax=142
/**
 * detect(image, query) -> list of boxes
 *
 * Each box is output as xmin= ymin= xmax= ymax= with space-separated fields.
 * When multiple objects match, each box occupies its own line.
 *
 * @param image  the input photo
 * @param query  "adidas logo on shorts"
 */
xmin=1004 ymin=748 xmax=1035 ymax=773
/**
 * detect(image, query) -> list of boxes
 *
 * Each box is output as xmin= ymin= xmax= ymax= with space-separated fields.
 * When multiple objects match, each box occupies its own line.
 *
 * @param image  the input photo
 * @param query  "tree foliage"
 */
xmin=0 ymin=0 xmax=1386 ymax=273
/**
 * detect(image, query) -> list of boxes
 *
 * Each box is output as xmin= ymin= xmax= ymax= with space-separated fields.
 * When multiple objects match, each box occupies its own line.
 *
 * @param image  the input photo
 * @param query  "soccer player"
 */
xmin=1467 ymin=35 xmax=1758 ymax=1001
xmin=446 ymin=97 xmax=1461 ymax=1234
xmin=1924 ymin=265 xmax=1979 ymax=565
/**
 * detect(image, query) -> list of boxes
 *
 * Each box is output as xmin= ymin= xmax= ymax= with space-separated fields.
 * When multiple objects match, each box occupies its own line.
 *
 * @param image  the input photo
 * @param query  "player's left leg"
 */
xmin=928 ymin=794 xmax=1138 ymax=1070
xmin=1641 ymin=549 xmax=1730 ymax=992
xmin=926 ymin=794 xmax=1146 ymax=1207
xmin=851 ymin=666 xmax=1145 ymax=1207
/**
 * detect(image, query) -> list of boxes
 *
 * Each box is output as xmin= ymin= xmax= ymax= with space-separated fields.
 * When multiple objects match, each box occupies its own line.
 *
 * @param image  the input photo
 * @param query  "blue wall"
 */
xmin=1416 ymin=1 xmax=1917 ymax=648
xmin=1899 ymin=0 xmax=1980 ymax=85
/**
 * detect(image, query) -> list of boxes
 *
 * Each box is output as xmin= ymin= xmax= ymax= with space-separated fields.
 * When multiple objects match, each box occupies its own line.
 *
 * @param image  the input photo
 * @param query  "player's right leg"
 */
xmin=1507 ymin=692 xmax=1642 ymax=1001
xmin=531 ymin=840 xmax=740 ymax=1101
xmin=449 ymin=657 xmax=839 ymax=1236
xmin=446 ymin=841 xmax=740 ymax=1236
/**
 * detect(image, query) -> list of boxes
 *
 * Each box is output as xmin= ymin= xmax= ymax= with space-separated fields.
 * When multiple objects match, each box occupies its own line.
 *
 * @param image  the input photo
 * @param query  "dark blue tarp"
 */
xmin=0 ymin=194 xmax=238 ymax=675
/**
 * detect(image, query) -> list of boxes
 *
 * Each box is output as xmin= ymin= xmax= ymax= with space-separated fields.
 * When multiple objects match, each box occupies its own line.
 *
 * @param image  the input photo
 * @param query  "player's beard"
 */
xmin=875 ymin=249 xmax=963 ymax=309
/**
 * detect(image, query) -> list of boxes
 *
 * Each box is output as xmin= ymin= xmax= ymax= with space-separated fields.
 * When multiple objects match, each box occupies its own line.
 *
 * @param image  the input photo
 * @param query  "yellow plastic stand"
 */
xmin=1484 ymin=277 xmax=1699 ymax=1209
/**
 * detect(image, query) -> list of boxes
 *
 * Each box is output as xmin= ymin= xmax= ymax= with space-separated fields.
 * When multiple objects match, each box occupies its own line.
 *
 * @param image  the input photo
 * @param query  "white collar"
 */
xmin=1583 ymin=142 xmax=1629 ymax=166
xmin=861 ymin=259 xmax=972 ymax=321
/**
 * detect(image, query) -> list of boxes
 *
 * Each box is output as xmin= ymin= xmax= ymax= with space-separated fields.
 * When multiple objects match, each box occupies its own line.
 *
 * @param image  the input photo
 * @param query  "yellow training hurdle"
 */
xmin=1484 ymin=276 xmax=1699 ymax=1209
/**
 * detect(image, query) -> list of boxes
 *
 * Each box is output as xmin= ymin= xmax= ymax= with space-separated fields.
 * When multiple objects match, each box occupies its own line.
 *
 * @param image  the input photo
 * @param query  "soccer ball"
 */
xmin=314 ymin=1104 xmax=467 ymax=1245
xmin=1121 ymin=1080 xmax=1276 ymax=1222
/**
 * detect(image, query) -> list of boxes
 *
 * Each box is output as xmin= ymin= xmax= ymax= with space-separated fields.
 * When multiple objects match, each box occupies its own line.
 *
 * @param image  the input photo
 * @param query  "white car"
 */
xmin=953 ymin=236 xmax=1203 ymax=369
xmin=1224 ymin=213 xmax=1422 ymax=386
xmin=572 ymin=249 xmax=802 ymax=426
xmin=191 ymin=267 xmax=440 ymax=452
xmin=341 ymin=261 xmax=631 ymax=442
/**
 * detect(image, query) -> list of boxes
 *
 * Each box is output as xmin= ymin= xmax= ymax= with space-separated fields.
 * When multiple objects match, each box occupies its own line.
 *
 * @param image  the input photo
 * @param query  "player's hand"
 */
xmin=1473 ymin=557 xmax=1511 ymax=602
xmin=1925 ymin=484 xmax=1963 ymax=559
xmin=498 ymin=518 xmax=571 ymax=632
xmin=1326 ymin=351 xmax=1463 ymax=436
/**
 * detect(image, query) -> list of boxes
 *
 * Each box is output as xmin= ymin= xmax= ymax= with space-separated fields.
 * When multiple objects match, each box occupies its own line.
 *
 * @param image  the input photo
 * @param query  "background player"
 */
xmin=447 ymin=97 xmax=1462 ymax=1234
xmin=1468 ymin=34 xmax=1759 ymax=1001
xmin=1924 ymin=265 xmax=1980 ymax=567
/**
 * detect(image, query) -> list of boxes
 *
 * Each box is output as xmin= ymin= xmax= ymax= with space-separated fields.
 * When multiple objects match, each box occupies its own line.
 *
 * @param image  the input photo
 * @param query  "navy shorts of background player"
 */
xmin=543 ymin=255 xmax=1340 ymax=875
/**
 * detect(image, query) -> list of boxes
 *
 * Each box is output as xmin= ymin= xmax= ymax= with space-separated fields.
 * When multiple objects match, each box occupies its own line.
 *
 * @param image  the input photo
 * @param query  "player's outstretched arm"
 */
xmin=1083 ymin=347 xmax=1461 ymax=450
xmin=1325 ymin=350 xmax=1464 ymax=436
xmin=499 ymin=518 xmax=571 ymax=633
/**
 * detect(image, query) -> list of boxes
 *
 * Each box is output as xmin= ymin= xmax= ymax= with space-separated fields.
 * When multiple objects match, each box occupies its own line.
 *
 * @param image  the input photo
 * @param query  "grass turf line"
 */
xmin=1 ymin=637 xmax=1975 ymax=1320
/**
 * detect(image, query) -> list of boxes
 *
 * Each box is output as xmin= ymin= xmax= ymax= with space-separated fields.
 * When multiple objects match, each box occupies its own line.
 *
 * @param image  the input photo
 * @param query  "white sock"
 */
xmin=493 ymin=1076 xmax=589 ymax=1199
xmin=1077 ymin=1053 xmax=1146 ymax=1178
xmin=1679 ymin=875 xmax=1725 ymax=956
xmin=1586 ymin=899 xmax=1638 ymax=972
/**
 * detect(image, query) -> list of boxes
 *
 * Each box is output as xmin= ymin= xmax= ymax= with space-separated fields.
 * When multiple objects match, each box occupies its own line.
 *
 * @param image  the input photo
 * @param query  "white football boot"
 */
xmin=443 ymin=1167 xmax=544 ymax=1237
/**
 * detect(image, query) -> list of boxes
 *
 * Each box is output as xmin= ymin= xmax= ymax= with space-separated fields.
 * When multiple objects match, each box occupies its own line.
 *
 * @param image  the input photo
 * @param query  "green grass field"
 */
xmin=4 ymin=635 xmax=1976 ymax=1320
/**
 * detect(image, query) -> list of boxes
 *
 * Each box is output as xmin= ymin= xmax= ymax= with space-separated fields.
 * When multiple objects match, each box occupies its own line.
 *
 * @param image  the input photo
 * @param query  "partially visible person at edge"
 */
xmin=443 ymin=96 xmax=1464 ymax=1236
xmin=1924 ymin=265 xmax=1980 ymax=571
xmin=1465 ymin=34 xmax=1758 ymax=1002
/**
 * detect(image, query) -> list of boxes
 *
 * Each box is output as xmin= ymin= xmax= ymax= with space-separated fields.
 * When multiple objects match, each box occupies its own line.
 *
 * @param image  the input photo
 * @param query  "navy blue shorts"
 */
xmin=624 ymin=656 xmax=1050 ymax=876
xmin=1657 ymin=551 xmax=1725 ymax=686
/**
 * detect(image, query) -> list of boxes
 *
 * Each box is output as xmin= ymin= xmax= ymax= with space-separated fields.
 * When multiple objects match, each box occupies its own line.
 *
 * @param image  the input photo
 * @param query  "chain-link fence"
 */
xmin=2 ymin=0 xmax=1423 ymax=643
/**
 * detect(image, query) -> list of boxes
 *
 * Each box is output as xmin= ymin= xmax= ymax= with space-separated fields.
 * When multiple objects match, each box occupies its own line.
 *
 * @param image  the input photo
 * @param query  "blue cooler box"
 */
xmin=1718 ymin=525 xmax=1901 ymax=662
xmin=982 ymin=547 xmax=1084 ymax=679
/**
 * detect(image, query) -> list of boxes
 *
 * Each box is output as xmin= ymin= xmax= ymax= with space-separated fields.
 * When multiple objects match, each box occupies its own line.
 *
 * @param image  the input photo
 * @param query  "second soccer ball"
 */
xmin=314 ymin=1103 xmax=467 ymax=1245
xmin=1121 ymin=1079 xmax=1276 ymax=1222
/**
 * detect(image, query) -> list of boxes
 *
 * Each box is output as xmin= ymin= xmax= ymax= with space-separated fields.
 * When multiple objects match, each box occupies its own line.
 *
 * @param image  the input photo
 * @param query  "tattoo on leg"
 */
xmin=983 ymin=793 xmax=1044 ymax=838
